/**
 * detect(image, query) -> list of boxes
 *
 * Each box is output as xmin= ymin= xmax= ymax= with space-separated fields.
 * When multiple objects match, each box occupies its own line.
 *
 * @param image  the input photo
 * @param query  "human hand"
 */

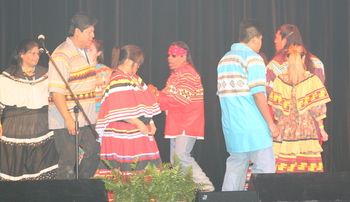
xmin=65 ymin=116 xmax=77 ymax=135
xmin=148 ymin=122 xmax=157 ymax=136
xmin=269 ymin=123 xmax=279 ymax=138
xmin=147 ymin=84 xmax=159 ymax=98
xmin=320 ymin=129 xmax=329 ymax=142
xmin=136 ymin=121 xmax=149 ymax=135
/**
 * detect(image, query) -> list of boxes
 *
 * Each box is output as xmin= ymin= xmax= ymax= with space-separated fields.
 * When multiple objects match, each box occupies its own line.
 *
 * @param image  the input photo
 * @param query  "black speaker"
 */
xmin=251 ymin=172 xmax=350 ymax=202
xmin=197 ymin=191 xmax=258 ymax=202
xmin=0 ymin=179 xmax=107 ymax=202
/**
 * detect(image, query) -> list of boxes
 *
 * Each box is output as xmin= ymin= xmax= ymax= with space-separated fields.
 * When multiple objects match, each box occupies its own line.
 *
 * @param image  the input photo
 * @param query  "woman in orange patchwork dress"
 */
xmin=95 ymin=45 xmax=161 ymax=175
xmin=267 ymin=24 xmax=326 ymax=146
xmin=268 ymin=44 xmax=330 ymax=173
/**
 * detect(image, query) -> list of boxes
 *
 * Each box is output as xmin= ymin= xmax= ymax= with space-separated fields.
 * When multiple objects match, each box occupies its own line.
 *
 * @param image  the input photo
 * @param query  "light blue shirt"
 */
xmin=217 ymin=43 xmax=272 ymax=153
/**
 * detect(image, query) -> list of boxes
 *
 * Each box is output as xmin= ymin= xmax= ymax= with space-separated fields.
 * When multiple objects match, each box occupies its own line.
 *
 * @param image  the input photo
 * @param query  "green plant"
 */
xmin=100 ymin=160 xmax=197 ymax=202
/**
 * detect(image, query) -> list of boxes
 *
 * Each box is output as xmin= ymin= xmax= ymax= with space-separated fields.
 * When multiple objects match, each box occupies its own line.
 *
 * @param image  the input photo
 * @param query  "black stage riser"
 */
xmin=0 ymin=179 xmax=107 ymax=202
xmin=2 ymin=173 xmax=350 ymax=202
xmin=251 ymin=172 xmax=350 ymax=202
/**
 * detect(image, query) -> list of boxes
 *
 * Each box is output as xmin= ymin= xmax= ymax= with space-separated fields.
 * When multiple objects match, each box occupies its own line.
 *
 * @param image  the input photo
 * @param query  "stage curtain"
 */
xmin=1 ymin=0 xmax=349 ymax=189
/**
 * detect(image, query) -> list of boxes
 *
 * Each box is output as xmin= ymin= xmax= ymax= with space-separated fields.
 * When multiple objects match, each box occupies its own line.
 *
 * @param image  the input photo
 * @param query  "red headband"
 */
xmin=168 ymin=45 xmax=187 ymax=56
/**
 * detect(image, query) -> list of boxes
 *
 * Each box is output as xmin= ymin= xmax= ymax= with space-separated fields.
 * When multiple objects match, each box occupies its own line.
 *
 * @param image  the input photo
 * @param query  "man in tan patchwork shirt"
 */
xmin=48 ymin=13 xmax=100 ymax=179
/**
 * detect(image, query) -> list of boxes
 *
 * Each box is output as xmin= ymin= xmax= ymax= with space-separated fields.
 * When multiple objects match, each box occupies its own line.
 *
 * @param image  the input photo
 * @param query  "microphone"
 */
xmin=37 ymin=34 xmax=46 ymax=52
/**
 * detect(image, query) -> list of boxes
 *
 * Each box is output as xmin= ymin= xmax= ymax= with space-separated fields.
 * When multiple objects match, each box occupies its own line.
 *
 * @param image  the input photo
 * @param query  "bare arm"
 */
xmin=148 ymin=120 xmax=157 ymax=136
xmin=52 ymin=92 xmax=75 ymax=135
xmin=125 ymin=118 xmax=149 ymax=135
xmin=125 ymin=118 xmax=156 ymax=136
xmin=253 ymin=92 xmax=278 ymax=137
xmin=317 ymin=119 xmax=328 ymax=142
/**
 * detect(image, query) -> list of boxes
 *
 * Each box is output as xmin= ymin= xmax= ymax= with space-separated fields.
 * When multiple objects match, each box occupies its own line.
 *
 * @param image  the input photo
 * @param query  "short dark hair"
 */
xmin=68 ymin=13 xmax=97 ymax=36
xmin=239 ymin=20 xmax=263 ymax=43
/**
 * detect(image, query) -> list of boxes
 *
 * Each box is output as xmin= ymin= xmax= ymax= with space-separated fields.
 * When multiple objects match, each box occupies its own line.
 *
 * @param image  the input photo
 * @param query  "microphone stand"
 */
xmin=41 ymin=47 xmax=99 ymax=179
xmin=74 ymin=105 xmax=80 ymax=179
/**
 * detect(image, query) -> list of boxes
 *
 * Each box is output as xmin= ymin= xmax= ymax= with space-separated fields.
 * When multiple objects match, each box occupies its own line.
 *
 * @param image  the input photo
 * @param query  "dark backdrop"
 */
xmin=1 ymin=0 xmax=349 ymax=190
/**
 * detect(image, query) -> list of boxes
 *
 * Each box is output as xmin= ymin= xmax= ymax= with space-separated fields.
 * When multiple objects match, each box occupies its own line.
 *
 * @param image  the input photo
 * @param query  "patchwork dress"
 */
xmin=0 ymin=66 xmax=58 ymax=180
xmin=95 ymin=69 xmax=161 ymax=174
xmin=268 ymin=72 xmax=330 ymax=173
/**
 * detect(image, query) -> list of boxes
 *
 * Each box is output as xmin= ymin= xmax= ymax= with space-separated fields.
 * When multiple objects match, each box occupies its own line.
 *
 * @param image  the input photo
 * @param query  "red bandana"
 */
xmin=168 ymin=45 xmax=187 ymax=56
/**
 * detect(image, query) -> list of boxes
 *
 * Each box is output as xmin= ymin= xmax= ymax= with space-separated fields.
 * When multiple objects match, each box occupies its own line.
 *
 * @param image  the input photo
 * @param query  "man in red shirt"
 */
xmin=149 ymin=41 xmax=214 ymax=192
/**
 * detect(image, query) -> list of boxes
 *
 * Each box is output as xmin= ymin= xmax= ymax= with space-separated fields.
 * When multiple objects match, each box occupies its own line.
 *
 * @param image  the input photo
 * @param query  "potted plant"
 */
xmin=100 ymin=160 xmax=197 ymax=202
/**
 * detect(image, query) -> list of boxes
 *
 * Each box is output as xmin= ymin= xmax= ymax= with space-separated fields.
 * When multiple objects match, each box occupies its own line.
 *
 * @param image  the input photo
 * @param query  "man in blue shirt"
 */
xmin=217 ymin=20 xmax=278 ymax=191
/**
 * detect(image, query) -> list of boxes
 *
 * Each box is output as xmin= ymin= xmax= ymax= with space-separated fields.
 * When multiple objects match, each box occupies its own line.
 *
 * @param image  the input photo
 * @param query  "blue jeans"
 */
xmin=222 ymin=147 xmax=275 ymax=191
xmin=170 ymin=136 xmax=213 ymax=185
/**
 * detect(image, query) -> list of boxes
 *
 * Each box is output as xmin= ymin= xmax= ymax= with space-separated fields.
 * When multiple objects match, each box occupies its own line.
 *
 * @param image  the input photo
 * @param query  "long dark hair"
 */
xmin=277 ymin=24 xmax=316 ymax=74
xmin=278 ymin=24 xmax=303 ymax=50
xmin=169 ymin=41 xmax=194 ymax=66
xmin=7 ymin=39 xmax=39 ymax=76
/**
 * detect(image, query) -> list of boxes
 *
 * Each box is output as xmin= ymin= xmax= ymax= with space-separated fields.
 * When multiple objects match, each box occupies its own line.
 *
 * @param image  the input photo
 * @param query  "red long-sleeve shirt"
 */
xmin=158 ymin=64 xmax=205 ymax=139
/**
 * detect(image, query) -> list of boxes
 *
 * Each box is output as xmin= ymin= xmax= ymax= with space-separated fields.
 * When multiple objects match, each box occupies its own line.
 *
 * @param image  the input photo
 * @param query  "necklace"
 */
xmin=22 ymin=66 xmax=36 ymax=76
xmin=116 ymin=68 xmax=143 ymax=89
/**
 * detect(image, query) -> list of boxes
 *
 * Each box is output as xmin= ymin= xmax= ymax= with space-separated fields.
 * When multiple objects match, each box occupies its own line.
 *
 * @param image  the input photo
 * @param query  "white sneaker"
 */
xmin=198 ymin=183 xmax=215 ymax=192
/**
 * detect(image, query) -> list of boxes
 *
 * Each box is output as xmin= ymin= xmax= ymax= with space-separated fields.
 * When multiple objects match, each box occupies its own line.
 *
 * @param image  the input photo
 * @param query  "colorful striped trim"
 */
xmin=0 ymin=131 xmax=54 ymax=145
xmin=218 ymin=56 xmax=246 ymax=69
xmin=275 ymin=152 xmax=324 ymax=173
xmin=269 ymin=76 xmax=331 ymax=115
xmin=100 ymin=152 xmax=160 ymax=163
xmin=65 ymin=91 xmax=95 ymax=101
xmin=0 ymin=164 xmax=58 ymax=181
xmin=68 ymin=67 xmax=96 ymax=82
xmin=1 ymin=71 xmax=47 ymax=85
xmin=276 ymin=161 xmax=323 ymax=173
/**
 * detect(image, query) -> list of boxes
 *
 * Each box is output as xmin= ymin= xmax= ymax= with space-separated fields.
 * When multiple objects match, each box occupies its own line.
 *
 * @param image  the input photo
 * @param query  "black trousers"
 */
xmin=53 ymin=126 xmax=100 ymax=179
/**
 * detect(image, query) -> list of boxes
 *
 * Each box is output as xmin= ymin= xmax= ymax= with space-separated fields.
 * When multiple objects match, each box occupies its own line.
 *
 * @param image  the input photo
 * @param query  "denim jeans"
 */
xmin=170 ymin=136 xmax=213 ymax=186
xmin=221 ymin=147 xmax=275 ymax=191
xmin=54 ymin=126 xmax=100 ymax=179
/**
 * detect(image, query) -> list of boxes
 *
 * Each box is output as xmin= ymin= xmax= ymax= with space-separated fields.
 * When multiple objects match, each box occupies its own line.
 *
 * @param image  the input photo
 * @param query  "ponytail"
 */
xmin=287 ymin=44 xmax=306 ymax=85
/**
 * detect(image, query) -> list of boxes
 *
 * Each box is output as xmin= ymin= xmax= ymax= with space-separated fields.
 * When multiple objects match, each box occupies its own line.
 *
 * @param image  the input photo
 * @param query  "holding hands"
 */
xmin=148 ymin=121 xmax=157 ymax=136
xmin=147 ymin=84 xmax=159 ymax=100
xmin=137 ymin=120 xmax=157 ymax=136
xmin=127 ymin=118 xmax=157 ymax=136
xmin=136 ymin=121 xmax=149 ymax=135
